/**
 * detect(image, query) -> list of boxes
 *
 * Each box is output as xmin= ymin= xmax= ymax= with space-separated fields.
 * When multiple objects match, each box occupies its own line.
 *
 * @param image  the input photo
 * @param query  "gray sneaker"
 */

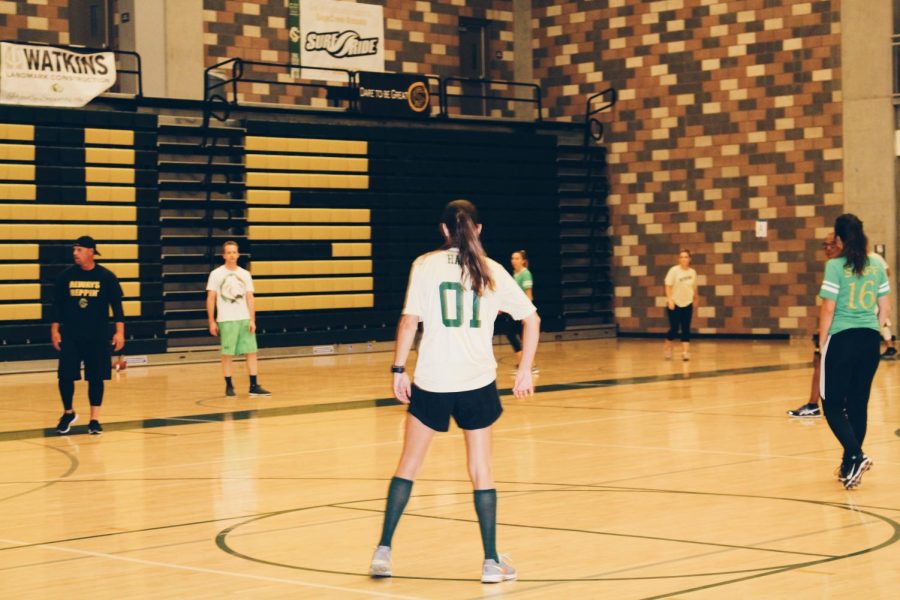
xmin=369 ymin=545 xmax=392 ymax=577
xmin=481 ymin=555 xmax=517 ymax=583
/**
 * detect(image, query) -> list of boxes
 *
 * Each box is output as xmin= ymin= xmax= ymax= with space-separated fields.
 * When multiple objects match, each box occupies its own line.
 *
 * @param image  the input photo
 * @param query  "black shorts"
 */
xmin=408 ymin=381 xmax=503 ymax=432
xmin=58 ymin=336 xmax=112 ymax=381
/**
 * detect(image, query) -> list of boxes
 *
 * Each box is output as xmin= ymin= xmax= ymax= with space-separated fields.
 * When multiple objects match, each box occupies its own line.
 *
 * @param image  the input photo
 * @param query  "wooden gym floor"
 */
xmin=0 ymin=337 xmax=897 ymax=599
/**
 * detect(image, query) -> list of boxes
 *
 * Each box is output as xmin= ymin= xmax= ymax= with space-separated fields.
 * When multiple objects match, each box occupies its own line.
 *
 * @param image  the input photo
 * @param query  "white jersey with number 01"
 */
xmin=403 ymin=248 xmax=537 ymax=393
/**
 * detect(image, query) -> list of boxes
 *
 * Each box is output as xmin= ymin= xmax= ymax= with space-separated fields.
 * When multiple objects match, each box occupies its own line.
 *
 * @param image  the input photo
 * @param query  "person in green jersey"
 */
xmin=787 ymin=232 xmax=842 ymax=418
xmin=818 ymin=214 xmax=891 ymax=489
xmin=504 ymin=250 xmax=535 ymax=369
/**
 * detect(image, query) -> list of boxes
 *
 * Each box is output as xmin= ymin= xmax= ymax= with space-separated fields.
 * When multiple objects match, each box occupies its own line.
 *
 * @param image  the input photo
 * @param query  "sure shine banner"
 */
xmin=0 ymin=42 xmax=117 ymax=107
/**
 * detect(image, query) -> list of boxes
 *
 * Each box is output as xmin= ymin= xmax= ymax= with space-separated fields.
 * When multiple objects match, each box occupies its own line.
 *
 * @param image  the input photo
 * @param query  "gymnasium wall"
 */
xmin=0 ymin=0 xmax=70 ymax=45
xmin=532 ymin=0 xmax=844 ymax=336
xmin=202 ymin=0 xmax=516 ymax=109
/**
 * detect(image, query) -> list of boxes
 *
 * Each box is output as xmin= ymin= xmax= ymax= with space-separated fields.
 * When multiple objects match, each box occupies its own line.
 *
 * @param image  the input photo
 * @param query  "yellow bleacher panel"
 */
xmin=244 ymin=136 xmax=269 ymax=152
xmin=0 ymin=283 xmax=40 ymax=301
xmin=245 ymin=154 xmax=265 ymax=170
xmin=122 ymin=301 xmax=141 ymax=317
xmin=0 ymin=264 xmax=39 ymax=280
xmin=85 ymin=167 xmax=135 ymax=184
xmin=0 ymin=124 xmax=34 ymax=141
xmin=84 ymin=128 xmax=134 ymax=146
xmin=105 ymin=263 xmax=139 ymax=279
xmin=86 ymin=148 xmax=135 ymax=165
xmin=248 ymin=208 xmax=369 ymax=223
xmin=0 ymin=144 xmax=35 ymax=161
xmin=120 ymin=282 xmax=140 ymax=297
xmin=0 ymin=184 xmax=36 ymax=201
xmin=244 ymin=136 xmax=367 ymax=155
xmin=0 ymin=244 xmax=39 ymax=260
xmin=331 ymin=243 xmax=371 ymax=257
xmin=245 ymin=172 xmax=367 ymax=189
xmin=86 ymin=186 xmax=137 ymax=203
xmin=0 ymin=204 xmax=135 ymax=221
xmin=250 ymin=225 xmax=370 ymax=241
xmin=254 ymin=276 xmax=373 ymax=295
xmin=246 ymin=189 xmax=290 ymax=205
xmin=255 ymin=293 xmax=373 ymax=312
xmin=0 ymin=224 xmax=136 ymax=240
xmin=251 ymin=259 xmax=371 ymax=276
xmin=0 ymin=164 xmax=35 ymax=181
xmin=99 ymin=244 xmax=139 ymax=260
xmin=0 ymin=303 xmax=42 ymax=321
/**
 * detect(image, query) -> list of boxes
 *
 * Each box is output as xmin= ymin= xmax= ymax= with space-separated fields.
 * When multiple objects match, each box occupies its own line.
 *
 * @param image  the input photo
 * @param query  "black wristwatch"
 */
xmin=391 ymin=365 xmax=405 ymax=374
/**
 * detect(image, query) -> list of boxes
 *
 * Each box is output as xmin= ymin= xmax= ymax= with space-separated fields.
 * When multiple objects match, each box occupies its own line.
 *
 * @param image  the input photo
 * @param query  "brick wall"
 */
xmin=0 ymin=0 xmax=70 ymax=45
xmin=202 ymin=0 xmax=515 ymax=110
xmin=533 ymin=0 xmax=843 ymax=335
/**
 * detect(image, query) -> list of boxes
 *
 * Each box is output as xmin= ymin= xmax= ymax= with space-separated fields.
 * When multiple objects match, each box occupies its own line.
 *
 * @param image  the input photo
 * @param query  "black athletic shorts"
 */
xmin=408 ymin=381 xmax=503 ymax=432
xmin=58 ymin=336 xmax=112 ymax=381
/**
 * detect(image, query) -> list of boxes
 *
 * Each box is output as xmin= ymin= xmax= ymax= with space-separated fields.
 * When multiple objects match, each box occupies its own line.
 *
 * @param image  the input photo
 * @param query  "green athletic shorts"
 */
xmin=219 ymin=320 xmax=258 ymax=355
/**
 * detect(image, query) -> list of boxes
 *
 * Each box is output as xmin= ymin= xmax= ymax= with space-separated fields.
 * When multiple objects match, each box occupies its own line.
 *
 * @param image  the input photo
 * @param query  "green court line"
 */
xmin=1 ymin=362 xmax=809 ymax=442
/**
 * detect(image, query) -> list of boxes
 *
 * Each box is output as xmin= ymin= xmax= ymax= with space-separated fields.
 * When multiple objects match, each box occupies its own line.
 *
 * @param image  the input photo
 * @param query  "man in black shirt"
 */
xmin=51 ymin=236 xmax=125 ymax=435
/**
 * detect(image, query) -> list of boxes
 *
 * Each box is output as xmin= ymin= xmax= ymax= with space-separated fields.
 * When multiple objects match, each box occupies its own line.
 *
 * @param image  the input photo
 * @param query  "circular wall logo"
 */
xmin=407 ymin=81 xmax=430 ymax=113
xmin=78 ymin=298 xmax=88 ymax=309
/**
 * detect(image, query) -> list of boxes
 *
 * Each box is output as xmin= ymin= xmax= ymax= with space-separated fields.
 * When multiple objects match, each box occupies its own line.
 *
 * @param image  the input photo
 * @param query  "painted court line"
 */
xmin=0 ymin=537 xmax=425 ymax=600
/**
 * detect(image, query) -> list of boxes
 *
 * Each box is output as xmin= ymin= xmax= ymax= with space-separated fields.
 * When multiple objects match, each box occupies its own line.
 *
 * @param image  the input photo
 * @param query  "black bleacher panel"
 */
xmin=0 ymin=106 xmax=164 ymax=359
xmin=241 ymin=119 xmax=564 ymax=347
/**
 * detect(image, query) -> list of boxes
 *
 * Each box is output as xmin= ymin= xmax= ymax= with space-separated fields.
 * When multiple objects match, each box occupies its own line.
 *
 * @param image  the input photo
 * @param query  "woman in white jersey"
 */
xmin=369 ymin=200 xmax=540 ymax=583
xmin=819 ymin=214 xmax=891 ymax=489
xmin=663 ymin=249 xmax=698 ymax=360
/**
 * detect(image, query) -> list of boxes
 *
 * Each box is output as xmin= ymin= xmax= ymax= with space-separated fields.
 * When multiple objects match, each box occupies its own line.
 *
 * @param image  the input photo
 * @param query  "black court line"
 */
xmin=214 ymin=484 xmax=900 ymax=584
xmin=0 ymin=362 xmax=810 ymax=443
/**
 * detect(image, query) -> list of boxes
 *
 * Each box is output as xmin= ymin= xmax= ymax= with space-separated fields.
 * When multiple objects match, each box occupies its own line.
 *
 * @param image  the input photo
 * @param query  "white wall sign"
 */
xmin=0 ymin=42 xmax=117 ymax=107
xmin=299 ymin=0 xmax=385 ymax=82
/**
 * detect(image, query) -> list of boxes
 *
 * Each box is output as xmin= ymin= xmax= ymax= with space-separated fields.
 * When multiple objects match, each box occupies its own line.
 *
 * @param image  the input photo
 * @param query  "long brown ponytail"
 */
xmin=441 ymin=199 xmax=494 ymax=295
xmin=834 ymin=213 xmax=868 ymax=276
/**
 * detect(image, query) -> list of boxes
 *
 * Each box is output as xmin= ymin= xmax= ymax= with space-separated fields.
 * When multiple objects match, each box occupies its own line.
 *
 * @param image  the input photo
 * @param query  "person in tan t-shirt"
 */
xmin=664 ymin=249 xmax=698 ymax=361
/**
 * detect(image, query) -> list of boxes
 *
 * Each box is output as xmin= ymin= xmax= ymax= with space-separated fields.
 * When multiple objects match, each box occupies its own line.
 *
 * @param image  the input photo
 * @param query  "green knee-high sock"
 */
xmin=474 ymin=488 xmax=499 ymax=562
xmin=378 ymin=477 xmax=413 ymax=547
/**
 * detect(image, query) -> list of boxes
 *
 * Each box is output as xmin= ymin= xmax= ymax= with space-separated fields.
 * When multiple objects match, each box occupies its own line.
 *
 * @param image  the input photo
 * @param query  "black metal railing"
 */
xmin=583 ymin=87 xmax=617 ymax=145
xmin=203 ymin=58 xmax=356 ymax=114
xmin=441 ymin=76 xmax=542 ymax=120
xmin=0 ymin=40 xmax=143 ymax=97
xmin=582 ymin=87 xmax=617 ymax=315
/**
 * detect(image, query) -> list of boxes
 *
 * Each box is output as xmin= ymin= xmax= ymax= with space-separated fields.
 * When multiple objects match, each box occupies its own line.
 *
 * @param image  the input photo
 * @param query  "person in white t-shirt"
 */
xmin=369 ymin=200 xmax=539 ymax=583
xmin=664 ymin=249 xmax=698 ymax=361
xmin=206 ymin=241 xmax=271 ymax=397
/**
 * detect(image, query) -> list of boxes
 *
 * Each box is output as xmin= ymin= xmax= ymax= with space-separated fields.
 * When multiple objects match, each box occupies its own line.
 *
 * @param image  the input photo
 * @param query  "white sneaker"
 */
xmin=369 ymin=545 xmax=392 ymax=577
xmin=682 ymin=352 xmax=690 ymax=361
xmin=481 ymin=555 xmax=517 ymax=583
xmin=664 ymin=347 xmax=672 ymax=360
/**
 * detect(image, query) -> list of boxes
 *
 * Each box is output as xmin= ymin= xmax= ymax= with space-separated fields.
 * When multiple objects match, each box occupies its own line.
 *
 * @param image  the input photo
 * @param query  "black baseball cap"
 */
xmin=73 ymin=235 xmax=101 ymax=256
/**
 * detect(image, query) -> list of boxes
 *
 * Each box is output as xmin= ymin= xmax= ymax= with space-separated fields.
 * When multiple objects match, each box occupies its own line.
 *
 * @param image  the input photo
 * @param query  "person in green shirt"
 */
xmin=818 ymin=214 xmax=891 ymax=490
xmin=504 ymin=250 xmax=536 ymax=370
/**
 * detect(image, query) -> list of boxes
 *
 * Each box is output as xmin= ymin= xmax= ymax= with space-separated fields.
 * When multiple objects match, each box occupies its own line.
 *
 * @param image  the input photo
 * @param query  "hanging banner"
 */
xmin=289 ymin=0 xmax=301 ymax=78
xmin=357 ymin=72 xmax=430 ymax=118
xmin=299 ymin=0 xmax=384 ymax=82
xmin=0 ymin=42 xmax=116 ymax=107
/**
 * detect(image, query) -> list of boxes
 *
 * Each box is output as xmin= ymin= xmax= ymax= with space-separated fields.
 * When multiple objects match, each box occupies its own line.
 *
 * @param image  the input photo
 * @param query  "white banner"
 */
xmin=0 ymin=42 xmax=117 ymax=107
xmin=299 ymin=0 xmax=384 ymax=82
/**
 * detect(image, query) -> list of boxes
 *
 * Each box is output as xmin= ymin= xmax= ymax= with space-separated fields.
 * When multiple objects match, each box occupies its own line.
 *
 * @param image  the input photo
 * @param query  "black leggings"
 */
xmin=58 ymin=379 xmax=105 ymax=410
xmin=502 ymin=314 xmax=522 ymax=353
xmin=666 ymin=304 xmax=693 ymax=342
xmin=821 ymin=328 xmax=881 ymax=458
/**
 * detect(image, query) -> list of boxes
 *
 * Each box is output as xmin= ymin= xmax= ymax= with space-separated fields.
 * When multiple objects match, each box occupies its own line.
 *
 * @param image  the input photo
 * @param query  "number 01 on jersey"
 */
xmin=439 ymin=282 xmax=481 ymax=328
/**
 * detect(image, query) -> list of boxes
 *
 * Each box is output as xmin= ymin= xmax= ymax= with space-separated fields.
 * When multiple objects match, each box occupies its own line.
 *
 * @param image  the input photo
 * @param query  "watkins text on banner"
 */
xmin=0 ymin=42 xmax=117 ymax=107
